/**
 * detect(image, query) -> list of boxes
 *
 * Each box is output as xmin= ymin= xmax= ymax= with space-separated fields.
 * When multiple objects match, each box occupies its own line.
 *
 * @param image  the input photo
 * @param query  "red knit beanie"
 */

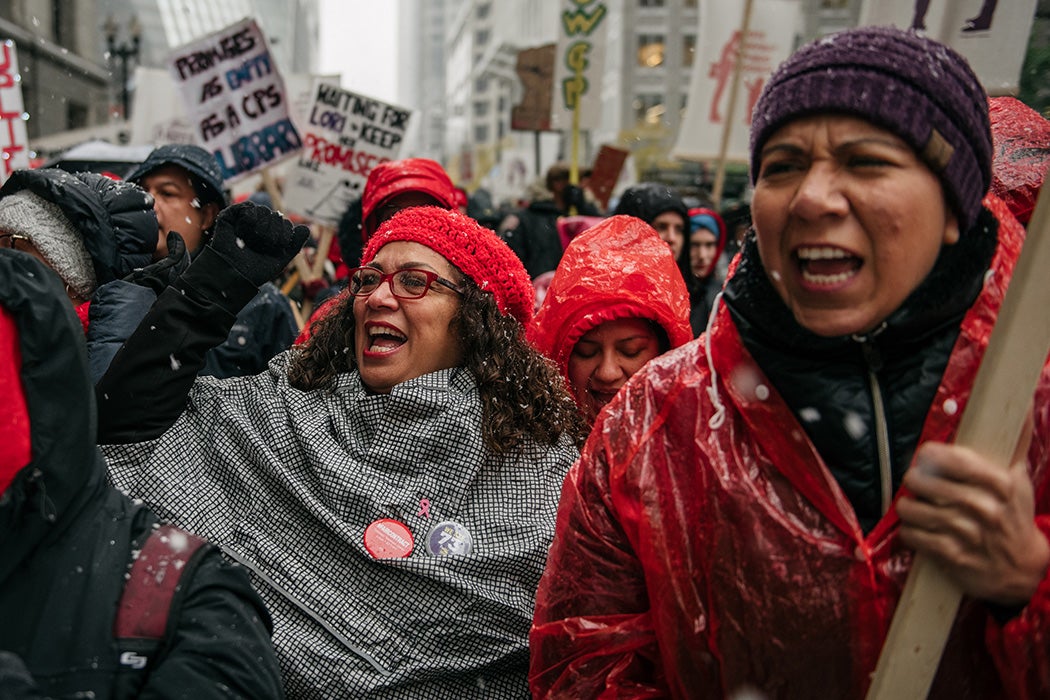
xmin=362 ymin=206 xmax=535 ymax=325
xmin=0 ymin=306 xmax=31 ymax=495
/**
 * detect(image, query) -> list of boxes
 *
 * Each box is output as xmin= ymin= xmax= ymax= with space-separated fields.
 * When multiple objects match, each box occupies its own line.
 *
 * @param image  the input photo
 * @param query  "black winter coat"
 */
xmin=0 ymin=250 xmax=283 ymax=700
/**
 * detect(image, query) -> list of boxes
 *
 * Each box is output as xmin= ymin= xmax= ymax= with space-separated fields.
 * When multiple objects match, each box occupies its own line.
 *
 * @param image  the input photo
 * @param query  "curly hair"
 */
xmin=286 ymin=281 xmax=588 ymax=453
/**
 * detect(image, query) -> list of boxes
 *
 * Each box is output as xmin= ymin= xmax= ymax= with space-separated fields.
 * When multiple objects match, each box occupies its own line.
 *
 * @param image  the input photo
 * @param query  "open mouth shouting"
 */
xmin=364 ymin=322 xmax=407 ymax=356
xmin=794 ymin=245 xmax=862 ymax=289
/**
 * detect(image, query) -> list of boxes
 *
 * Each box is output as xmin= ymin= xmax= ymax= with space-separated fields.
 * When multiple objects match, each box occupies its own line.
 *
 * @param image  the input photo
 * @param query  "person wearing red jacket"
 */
xmin=528 ymin=215 xmax=692 ymax=425
xmin=531 ymin=26 xmax=1050 ymax=698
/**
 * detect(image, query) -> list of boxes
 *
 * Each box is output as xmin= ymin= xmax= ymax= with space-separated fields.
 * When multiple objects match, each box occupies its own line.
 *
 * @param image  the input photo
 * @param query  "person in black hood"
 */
xmin=612 ymin=182 xmax=690 ymax=261
xmin=0 ymin=248 xmax=284 ymax=699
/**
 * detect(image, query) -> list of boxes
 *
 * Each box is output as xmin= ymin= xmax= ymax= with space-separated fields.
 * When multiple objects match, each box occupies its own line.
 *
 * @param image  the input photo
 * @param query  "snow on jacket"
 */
xmin=529 ymin=196 xmax=1050 ymax=698
xmin=0 ymin=168 xmax=157 ymax=285
xmin=0 ymin=250 xmax=282 ymax=700
xmin=102 ymin=358 xmax=579 ymax=698
xmin=528 ymin=214 xmax=693 ymax=383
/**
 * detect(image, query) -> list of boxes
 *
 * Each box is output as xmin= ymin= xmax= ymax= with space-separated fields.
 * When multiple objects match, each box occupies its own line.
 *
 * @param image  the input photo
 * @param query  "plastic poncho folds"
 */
xmin=102 ymin=359 xmax=579 ymax=698
xmin=0 ymin=250 xmax=281 ymax=700
xmin=530 ymin=196 xmax=1050 ymax=699
xmin=528 ymin=214 xmax=693 ymax=382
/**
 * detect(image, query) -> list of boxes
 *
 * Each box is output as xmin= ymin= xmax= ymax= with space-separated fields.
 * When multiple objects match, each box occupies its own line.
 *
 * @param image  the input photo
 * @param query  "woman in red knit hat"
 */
xmin=98 ymin=204 xmax=586 ymax=698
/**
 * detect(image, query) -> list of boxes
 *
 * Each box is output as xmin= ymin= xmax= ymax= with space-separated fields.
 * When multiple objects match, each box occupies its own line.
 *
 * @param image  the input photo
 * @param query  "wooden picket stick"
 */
xmin=866 ymin=172 xmax=1050 ymax=699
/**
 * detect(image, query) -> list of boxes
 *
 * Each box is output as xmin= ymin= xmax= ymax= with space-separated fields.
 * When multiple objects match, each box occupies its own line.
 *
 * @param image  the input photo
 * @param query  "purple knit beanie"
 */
xmin=750 ymin=26 xmax=992 ymax=233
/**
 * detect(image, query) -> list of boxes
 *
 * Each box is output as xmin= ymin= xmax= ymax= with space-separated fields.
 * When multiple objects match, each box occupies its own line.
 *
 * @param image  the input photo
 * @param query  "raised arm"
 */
xmin=96 ymin=202 xmax=307 ymax=443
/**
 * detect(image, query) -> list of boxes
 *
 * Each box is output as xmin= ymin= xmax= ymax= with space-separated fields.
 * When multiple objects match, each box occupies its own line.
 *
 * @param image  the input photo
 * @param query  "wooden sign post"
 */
xmin=866 ymin=173 xmax=1050 ymax=699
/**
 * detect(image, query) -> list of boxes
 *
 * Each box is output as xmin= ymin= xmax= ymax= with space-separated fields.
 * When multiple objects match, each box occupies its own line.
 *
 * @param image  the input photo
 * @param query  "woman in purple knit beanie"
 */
xmin=531 ymin=25 xmax=1050 ymax=698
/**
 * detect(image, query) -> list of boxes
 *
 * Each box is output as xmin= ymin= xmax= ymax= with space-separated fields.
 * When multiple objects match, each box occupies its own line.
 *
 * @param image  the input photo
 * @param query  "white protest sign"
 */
xmin=281 ymin=82 xmax=412 ymax=224
xmin=550 ymin=0 xmax=609 ymax=131
xmin=859 ymin=0 xmax=1037 ymax=95
xmin=673 ymin=0 xmax=800 ymax=162
xmin=168 ymin=17 xmax=302 ymax=182
xmin=130 ymin=67 xmax=197 ymax=147
xmin=0 ymin=41 xmax=30 ymax=183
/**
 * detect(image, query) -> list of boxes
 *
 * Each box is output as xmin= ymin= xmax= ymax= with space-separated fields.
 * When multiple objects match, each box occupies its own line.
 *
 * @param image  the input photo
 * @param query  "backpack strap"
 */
xmin=114 ymin=524 xmax=207 ymax=640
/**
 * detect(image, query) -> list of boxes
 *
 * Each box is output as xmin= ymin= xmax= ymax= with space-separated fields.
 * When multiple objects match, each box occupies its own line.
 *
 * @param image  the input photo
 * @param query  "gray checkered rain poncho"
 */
xmin=103 ymin=353 xmax=579 ymax=698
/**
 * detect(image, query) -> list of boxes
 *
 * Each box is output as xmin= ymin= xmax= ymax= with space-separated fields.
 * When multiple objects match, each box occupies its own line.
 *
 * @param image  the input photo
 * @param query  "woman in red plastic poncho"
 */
xmin=530 ymin=26 xmax=1050 ymax=699
xmin=527 ymin=214 xmax=693 ymax=425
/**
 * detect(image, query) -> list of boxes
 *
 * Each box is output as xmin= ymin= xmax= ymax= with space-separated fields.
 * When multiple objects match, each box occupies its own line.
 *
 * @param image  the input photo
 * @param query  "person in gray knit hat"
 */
xmin=532 ymin=26 xmax=1050 ymax=698
xmin=0 ymin=169 xmax=156 ymax=309
xmin=0 ymin=192 xmax=95 ymax=302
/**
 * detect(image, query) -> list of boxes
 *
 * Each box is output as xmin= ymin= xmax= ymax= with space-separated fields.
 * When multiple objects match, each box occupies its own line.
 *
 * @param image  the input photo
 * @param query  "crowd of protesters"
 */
xmin=1 ymin=24 xmax=1049 ymax=700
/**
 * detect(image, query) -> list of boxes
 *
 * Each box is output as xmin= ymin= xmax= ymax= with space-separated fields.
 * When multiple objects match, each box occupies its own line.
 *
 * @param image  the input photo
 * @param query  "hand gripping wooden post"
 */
xmin=866 ymin=174 xmax=1050 ymax=699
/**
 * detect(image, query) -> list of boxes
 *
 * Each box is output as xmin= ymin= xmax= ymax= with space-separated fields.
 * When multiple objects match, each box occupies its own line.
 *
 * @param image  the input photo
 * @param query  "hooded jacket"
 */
xmin=0 ymin=168 xmax=157 ymax=286
xmin=528 ymin=215 xmax=693 ymax=383
xmin=0 ymin=250 xmax=282 ymax=700
xmin=529 ymin=196 xmax=1050 ymax=698
xmin=360 ymin=158 xmax=457 ymax=237
xmin=684 ymin=207 xmax=729 ymax=336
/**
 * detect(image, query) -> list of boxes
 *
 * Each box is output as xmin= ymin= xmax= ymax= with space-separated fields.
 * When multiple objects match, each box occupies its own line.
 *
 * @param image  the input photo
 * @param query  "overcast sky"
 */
xmin=317 ymin=0 xmax=399 ymax=103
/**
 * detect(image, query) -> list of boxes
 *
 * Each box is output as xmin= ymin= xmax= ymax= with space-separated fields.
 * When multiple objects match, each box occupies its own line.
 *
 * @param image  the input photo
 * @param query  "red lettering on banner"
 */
xmin=302 ymin=133 xmax=390 ymax=177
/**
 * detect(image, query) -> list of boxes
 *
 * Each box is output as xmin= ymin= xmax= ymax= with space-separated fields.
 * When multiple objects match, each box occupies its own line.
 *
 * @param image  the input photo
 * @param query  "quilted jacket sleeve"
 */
xmin=529 ymin=431 xmax=668 ymax=699
xmin=139 ymin=544 xmax=284 ymax=700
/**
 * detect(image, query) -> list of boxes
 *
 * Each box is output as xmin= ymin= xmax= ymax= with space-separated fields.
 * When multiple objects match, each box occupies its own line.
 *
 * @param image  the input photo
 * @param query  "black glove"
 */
xmin=122 ymin=231 xmax=190 ymax=295
xmin=208 ymin=201 xmax=310 ymax=286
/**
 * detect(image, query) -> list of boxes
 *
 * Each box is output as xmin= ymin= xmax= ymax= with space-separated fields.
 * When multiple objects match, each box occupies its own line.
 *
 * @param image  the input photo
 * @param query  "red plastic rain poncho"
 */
xmin=989 ymin=96 xmax=1050 ymax=226
xmin=528 ymin=214 xmax=693 ymax=382
xmin=530 ymin=196 xmax=1050 ymax=699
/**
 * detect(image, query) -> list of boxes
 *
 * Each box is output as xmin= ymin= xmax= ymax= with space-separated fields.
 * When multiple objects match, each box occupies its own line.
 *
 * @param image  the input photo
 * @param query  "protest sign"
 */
xmin=168 ymin=17 xmax=302 ymax=182
xmin=673 ymin=0 xmax=800 ymax=163
xmin=511 ymin=44 xmax=556 ymax=132
xmin=859 ymin=0 xmax=1036 ymax=94
xmin=588 ymin=145 xmax=629 ymax=211
xmin=281 ymin=82 xmax=413 ymax=224
xmin=0 ymin=41 xmax=29 ymax=183
xmin=550 ymin=0 xmax=609 ymax=132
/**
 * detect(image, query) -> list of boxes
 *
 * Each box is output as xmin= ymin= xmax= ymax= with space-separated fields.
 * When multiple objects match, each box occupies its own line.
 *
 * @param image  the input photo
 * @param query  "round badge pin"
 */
xmin=425 ymin=520 xmax=473 ymax=557
xmin=363 ymin=518 xmax=414 ymax=559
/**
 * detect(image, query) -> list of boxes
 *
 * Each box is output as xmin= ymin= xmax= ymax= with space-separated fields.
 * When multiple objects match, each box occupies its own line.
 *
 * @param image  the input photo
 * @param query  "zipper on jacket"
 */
xmin=221 ymin=546 xmax=391 ymax=676
xmin=854 ymin=328 xmax=892 ymax=517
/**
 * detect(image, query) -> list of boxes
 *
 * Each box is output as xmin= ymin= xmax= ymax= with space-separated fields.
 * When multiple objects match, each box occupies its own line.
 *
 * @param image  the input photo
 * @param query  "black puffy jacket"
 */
xmin=0 ymin=249 xmax=284 ymax=700
xmin=0 ymin=168 xmax=157 ymax=284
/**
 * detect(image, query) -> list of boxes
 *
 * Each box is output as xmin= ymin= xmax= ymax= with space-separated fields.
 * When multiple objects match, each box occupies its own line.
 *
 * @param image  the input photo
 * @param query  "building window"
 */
xmin=67 ymin=101 xmax=88 ymax=130
xmin=476 ymin=2 xmax=491 ymax=19
xmin=475 ymin=77 xmax=489 ymax=92
xmin=474 ymin=101 xmax=489 ymax=117
xmin=684 ymin=0 xmax=698 ymax=6
xmin=475 ymin=125 xmax=489 ymax=142
xmin=633 ymin=94 xmax=665 ymax=124
xmin=475 ymin=29 xmax=490 ymax=46
xmin=639 ymin=0 xmax=665 ymax=7
xmin=637 ymin=34 xmax=665 ymax=68
xmin=683 ymin=35 xmax=696 ymax=66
